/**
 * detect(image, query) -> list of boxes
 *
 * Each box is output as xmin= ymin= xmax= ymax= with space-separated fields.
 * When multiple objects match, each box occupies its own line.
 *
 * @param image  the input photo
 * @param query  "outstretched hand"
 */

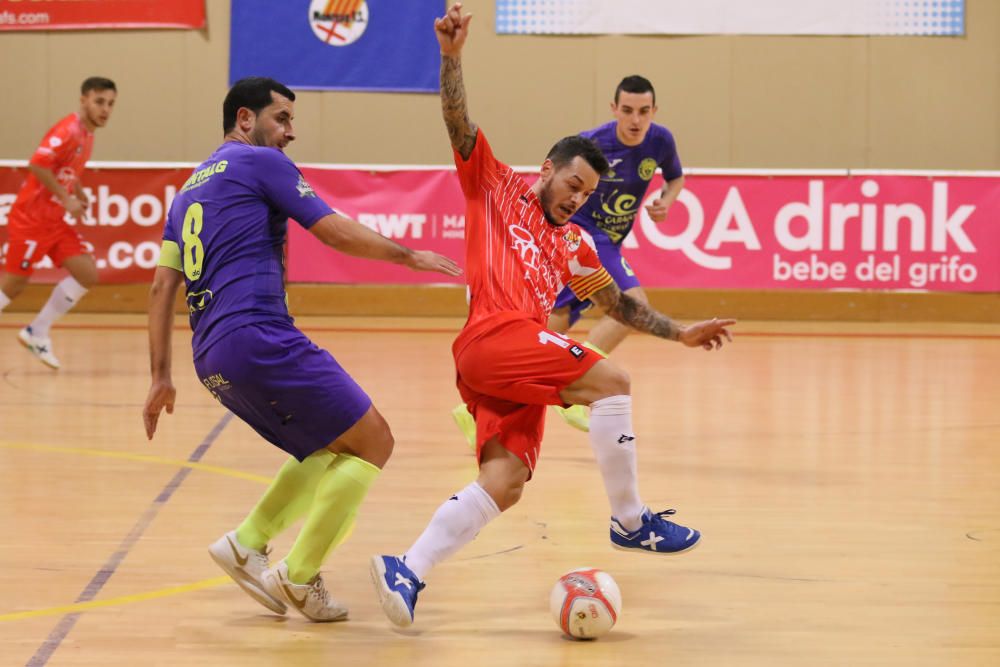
xmin=435 ymin=2 xmax=472 ymax=57
xmin=405 ymin=250 xmax=463 ymax=277
xmin=678 ymin=318 xmax=736 ymax=351
xmin=143 ymin=380 xmax=176 ymax=440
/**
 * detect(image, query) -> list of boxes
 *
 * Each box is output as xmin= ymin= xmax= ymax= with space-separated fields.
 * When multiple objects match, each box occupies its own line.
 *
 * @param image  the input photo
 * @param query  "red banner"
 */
xmin=0 ymin=0 xmax=204 ymax=31
xmin=0 ymin=164 xmax=188 ymax=282
xmin=1 ymin=162 xmax=997 ymax=292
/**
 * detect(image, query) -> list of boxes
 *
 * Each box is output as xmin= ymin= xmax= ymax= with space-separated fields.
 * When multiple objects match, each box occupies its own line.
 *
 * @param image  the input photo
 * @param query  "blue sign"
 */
xmin=231 ymin=1 xmax=440 ymax=92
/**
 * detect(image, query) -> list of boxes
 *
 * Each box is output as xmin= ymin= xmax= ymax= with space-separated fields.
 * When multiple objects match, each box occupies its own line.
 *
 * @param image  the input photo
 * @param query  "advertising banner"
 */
xmin=0 ymin=0 xmax=205 ymax=31
xmin=1 ymin=162 xmax=996 ymax=292
xmin=495 ymin=0 xmax=966 ymax=36
xmin=0 ymin=164 xmax=189 ymax=283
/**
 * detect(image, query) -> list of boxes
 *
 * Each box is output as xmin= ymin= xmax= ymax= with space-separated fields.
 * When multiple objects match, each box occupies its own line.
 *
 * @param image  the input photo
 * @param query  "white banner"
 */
xmin=495 ymin=0 xmax=966 ymax=36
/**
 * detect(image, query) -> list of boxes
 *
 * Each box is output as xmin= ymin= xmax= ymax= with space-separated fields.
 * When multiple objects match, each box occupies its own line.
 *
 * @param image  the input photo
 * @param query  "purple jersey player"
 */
xmin=549 ymin=75 xmax=685 ymax=432
xmin=142 ymin=77 xmax=460 ymax=623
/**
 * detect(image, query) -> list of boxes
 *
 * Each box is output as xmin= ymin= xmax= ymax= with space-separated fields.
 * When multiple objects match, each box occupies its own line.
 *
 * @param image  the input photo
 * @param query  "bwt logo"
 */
xmin=309 ymin=0 xmax=368 ymax=46
xmin=356 ymin=213 xmax=426 ymax=239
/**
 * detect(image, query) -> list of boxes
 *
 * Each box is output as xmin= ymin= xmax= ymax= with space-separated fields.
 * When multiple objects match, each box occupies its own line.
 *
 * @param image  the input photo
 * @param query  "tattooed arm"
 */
xmin=589 ymin=283 xmax=683 ymax=341
xmin=440 ymin=56 xmax=478 ymax=160
xmin=589 ymin=282 xmax=736 ymax=350
xmin=435 ymin=3 xmax=478 ymax=160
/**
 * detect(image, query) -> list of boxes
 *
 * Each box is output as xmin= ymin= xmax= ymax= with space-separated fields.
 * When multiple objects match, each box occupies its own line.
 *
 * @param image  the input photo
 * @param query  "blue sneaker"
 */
xmin=370 ymin=555 xmax=426 ymax=627
xmin=609 ymin=507 xmax=701 ymax=554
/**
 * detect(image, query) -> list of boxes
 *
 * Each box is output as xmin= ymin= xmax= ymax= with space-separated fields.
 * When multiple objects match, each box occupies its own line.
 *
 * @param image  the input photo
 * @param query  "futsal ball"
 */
xmin=549 ymin=568 xmax=622 ymax=639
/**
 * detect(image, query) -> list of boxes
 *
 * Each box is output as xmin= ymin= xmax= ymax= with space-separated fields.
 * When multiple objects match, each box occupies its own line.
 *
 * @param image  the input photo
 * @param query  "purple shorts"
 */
xmin=554 ymin=235 xmax=641 ymax=327
xmin=194 ymin=320 xmax=372 ymax=461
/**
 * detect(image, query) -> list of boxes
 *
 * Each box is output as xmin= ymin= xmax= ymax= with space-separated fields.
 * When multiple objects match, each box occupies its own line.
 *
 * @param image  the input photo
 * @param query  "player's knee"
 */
xmin=371 ymin=423 xmax=395 ymax=464
xmin=1 ymin=276 xmax=28 ymax=299
xmin=597 ymin=365 xmax=631 ymax=398
xmin=76 ymin=268 xmax=99 ymax=288
xmin=346 ymin=408 xmax=395 ymax=468
xmin=491 ymin=478 xmax=525 ymax=512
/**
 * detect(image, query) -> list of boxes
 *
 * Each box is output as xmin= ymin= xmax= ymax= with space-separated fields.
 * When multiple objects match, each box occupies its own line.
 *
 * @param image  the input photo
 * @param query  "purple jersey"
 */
xmin=162 ymin=142 xmax=332 ymax=356
xmin=572 ymin=121 xmax=682 ymax=245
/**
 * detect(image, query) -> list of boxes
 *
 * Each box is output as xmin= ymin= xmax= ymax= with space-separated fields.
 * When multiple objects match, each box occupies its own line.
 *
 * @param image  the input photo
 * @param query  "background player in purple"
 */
xmin=451 ymin=75 xmax=686 ymax=441
xmin=550 ymin=75 xmax=685 ymax=430
xmin=142 ymin=77 xmax=460 ymax=623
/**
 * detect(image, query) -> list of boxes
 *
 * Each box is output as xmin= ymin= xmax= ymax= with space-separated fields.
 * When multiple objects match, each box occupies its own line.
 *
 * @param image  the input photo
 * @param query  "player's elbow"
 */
xmin=312 ymin=215 xmax=355 ymax=251
xmin=148 ymin=268 xmax=181 ymax=301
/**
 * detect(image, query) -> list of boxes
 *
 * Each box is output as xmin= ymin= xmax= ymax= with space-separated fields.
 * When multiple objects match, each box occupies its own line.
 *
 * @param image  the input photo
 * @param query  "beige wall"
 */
xmin=0 ymin=0 xmax=997 ymax=170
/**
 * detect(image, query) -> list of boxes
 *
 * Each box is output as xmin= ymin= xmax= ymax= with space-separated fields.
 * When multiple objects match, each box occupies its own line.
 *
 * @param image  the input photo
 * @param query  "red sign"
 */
xmin=1 ymin=162 xmax=997 ymax=292
xmin=0 ymin=164 xmax=188 ymax=282
xmin=0 ymin=0 xmax=204 ymax=31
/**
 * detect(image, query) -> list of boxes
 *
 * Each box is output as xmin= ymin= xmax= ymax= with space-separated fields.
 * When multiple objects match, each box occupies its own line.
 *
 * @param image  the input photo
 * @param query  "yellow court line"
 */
xmin=0 ymin=440 xmax=272 ymax=622
xmin=0 ymin=440 xmax=273 ymax=484
xmin=0 ymin=577 xmax=232 ymax=622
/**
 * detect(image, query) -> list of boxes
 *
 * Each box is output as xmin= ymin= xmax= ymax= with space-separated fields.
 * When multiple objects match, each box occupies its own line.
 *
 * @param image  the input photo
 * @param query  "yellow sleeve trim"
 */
xmin=158 ymin=240 xmax=183 ymax=271
xmin=568 ymin=267 xmax=614 ymax=302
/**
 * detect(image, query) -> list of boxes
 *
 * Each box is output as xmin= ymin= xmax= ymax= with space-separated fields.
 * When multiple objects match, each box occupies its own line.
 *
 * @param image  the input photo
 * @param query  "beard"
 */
xmin=249 ymin=127 xmax=271 ymax=148
xmin=537 ymin=183 xmax=564 ymax=226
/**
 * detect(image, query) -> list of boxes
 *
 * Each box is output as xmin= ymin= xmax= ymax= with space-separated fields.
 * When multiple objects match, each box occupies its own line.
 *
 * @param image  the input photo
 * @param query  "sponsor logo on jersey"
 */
xmin=296 ymin=174 xmax=317 ymax=198
xmin=508 ymin=224 xmax=541 ymax=270
xmin=638 ymin=157 xmax=657 ymax=181
xmin=562 ymin=228 xmax=582 ymax=252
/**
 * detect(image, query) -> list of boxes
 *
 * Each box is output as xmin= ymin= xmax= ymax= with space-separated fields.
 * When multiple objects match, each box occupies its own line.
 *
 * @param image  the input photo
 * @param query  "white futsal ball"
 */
xmin=549 ymin=568 xmax=622 ymax=639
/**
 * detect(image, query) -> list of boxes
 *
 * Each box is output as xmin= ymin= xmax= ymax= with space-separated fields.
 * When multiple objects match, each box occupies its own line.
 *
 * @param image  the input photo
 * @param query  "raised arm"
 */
xmin=435 ymin=3 xmax=478 ymax=160
xmin=589 ymin=282 xmax=735 ymax=350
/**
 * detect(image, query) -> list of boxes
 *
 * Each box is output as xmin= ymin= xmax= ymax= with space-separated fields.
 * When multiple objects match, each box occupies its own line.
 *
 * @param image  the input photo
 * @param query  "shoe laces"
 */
xmin=395 ymin=559 xmax=426 ymax=596
xmin=645 ymin=508 xmax=679 ymax=528
xmin=308 ymin=575 xmax=332 ymax=606
xmin=249 ymin=546 xmax=271 ymax=571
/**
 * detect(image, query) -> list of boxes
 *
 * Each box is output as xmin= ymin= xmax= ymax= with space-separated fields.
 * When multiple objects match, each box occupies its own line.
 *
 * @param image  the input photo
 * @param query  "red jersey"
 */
xmin=10 ymin=113 xmax=94 ymax=227
xmin=455 ymin=131 xmax=613 ymax=329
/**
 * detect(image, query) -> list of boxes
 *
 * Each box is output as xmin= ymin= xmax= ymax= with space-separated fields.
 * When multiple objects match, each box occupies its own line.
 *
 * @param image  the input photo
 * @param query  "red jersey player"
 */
xmin=370 ymin=3 xmax=736 ymax=628
xmin=0 ymin=77 xmax=117 ymax=369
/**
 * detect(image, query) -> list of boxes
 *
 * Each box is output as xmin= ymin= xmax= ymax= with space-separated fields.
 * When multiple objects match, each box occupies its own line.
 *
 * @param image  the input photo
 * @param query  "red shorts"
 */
xmin=4 ymin=210 xmax=89 ymax=276
xmin=453 ymin=311 xmax=603 ymax=475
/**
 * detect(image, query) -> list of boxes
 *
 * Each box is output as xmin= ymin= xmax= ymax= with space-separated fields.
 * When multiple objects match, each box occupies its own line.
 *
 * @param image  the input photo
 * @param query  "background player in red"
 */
xmin=0 ymin=77 xmax=117 ymax=369
xmin=370 ymin=3 xmax=736 ymax=628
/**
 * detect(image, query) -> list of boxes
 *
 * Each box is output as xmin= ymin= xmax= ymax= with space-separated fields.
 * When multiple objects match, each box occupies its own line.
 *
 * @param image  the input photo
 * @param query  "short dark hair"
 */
xmin=614 ymin=75 xmax=655 ymax=105
xmin=81 ymin=77 xmax=116 ymax=95
xmin=223 ymin=77 xmax=296 ymax=133
xmin=546 ymin=136 xmax=609 ymax=176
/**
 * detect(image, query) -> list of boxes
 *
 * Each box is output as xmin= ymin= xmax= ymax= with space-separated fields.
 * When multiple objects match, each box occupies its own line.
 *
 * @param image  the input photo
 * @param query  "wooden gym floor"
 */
xmin=0 ymin=314 xmax=997 ymax=666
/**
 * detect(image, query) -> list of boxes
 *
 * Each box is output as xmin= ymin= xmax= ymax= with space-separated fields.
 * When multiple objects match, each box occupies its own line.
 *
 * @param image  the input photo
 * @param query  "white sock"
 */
xmin=30 ymin=276 xmax=88 ymax=337
xmin=0 ymin=290 xmax=10 ymax=312
xmin=402 ymin=481 xmax=501 ymax=581
xmin=589 ymin=395 xmax=645 ymax=532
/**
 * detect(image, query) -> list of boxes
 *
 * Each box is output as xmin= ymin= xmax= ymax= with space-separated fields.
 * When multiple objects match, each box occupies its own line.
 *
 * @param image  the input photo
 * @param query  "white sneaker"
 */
xmin=17 ymin=326 xmax=60 ymax=369
xmin=208 ymin=530 xmax=287 ymax=615
xmin=265 ymin=560 xmax=349 ymax=622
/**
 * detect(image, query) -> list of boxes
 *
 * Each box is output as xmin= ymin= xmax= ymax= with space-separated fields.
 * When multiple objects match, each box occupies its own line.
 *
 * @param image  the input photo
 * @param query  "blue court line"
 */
xmin=25 ymin=412 xmax=234 ymax=667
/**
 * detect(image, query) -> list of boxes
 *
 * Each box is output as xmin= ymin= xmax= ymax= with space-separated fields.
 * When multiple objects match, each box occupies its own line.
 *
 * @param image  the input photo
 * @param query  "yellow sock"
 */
xmin=236 ymin=450 xmax=335 ymax=550
xmin=452 ymin=402 xmax=477 ymax=449
xmin=285 ymin=454 xmax=380 ymax=584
